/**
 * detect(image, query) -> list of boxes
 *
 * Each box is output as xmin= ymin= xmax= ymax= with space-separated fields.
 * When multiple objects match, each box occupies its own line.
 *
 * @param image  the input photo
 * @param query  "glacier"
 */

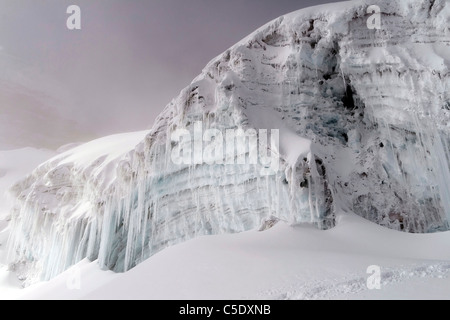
xmin=6 ymin=0 xmax=450 ymax=283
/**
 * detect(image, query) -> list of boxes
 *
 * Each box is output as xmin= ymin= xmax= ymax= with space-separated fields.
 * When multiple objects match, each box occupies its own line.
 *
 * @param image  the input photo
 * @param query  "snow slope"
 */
xmin=17 ymin=212 xmax=450 ymax=300
xmin=7 ymin=0 xmax=450 ymax=284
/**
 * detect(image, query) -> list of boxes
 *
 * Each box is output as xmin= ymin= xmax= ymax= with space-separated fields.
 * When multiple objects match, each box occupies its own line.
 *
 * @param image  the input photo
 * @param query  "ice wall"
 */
xmin=8 ymin=0 xmax=450 ymax=283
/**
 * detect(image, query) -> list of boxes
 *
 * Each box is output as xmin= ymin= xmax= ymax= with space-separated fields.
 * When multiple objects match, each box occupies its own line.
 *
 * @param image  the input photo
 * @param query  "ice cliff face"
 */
xmin=8 ymin=0 xmax=450 ymax=282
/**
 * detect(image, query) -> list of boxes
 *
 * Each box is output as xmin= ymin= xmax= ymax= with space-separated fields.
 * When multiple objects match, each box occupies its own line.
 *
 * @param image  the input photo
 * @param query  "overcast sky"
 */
xmin=0 ymin=0 xmax=340 ymax=138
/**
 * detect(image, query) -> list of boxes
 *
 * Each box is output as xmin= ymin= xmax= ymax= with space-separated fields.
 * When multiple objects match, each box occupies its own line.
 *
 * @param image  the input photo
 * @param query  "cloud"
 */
xmin=0 ymin=0 xmax=338 ymax=143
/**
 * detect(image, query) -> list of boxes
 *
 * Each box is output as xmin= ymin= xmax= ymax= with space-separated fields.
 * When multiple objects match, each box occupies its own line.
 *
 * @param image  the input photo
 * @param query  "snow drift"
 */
xmin=7 ymin=0 xmax=450 ymax=283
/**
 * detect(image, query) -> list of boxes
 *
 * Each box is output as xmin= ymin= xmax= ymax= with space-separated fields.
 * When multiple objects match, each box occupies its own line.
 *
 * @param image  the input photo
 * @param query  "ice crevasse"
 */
xmin=7 ymin=0 xmax=450 ymax=282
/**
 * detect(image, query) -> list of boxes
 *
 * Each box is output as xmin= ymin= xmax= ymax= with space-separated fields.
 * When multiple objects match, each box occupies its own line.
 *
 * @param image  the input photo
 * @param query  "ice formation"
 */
xmin=7 ymin=0 xmax=450 ymax=282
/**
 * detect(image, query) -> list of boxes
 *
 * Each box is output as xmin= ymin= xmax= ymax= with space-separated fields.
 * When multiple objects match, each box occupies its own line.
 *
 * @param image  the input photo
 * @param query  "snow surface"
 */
xmin=15 ymin=212 xmax=450 ymax=300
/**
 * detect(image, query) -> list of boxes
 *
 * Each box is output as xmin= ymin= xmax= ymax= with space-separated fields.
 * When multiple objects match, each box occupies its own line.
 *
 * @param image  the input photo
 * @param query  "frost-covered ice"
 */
xmin=7 ymin=0 xmax=450 ymax=283
xmin=0 ymin=148 xmax=55 ymax=298
xmin=7 ymin=132 xmax=148 ymax=282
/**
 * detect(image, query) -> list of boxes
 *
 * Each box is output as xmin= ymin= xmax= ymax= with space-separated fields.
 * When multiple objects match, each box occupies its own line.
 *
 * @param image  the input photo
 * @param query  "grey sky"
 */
xmin=0 ymin=0 xmax=340 ymax=140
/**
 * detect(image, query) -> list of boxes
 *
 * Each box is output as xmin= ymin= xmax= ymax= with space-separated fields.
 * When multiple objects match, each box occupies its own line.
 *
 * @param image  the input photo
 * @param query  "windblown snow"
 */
xmin=6 ymin=0 xmax=450 ymax=285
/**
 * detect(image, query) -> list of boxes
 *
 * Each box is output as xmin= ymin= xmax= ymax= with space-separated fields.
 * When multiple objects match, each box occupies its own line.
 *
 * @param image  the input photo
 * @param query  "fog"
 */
xmin=0 ymin=0 xmax=338 ymax=143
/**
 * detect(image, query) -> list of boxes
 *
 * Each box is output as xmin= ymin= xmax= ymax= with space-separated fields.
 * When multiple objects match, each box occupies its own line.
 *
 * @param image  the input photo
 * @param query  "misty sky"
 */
xmin=0 ymin=0 xmax=340 ymax=140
